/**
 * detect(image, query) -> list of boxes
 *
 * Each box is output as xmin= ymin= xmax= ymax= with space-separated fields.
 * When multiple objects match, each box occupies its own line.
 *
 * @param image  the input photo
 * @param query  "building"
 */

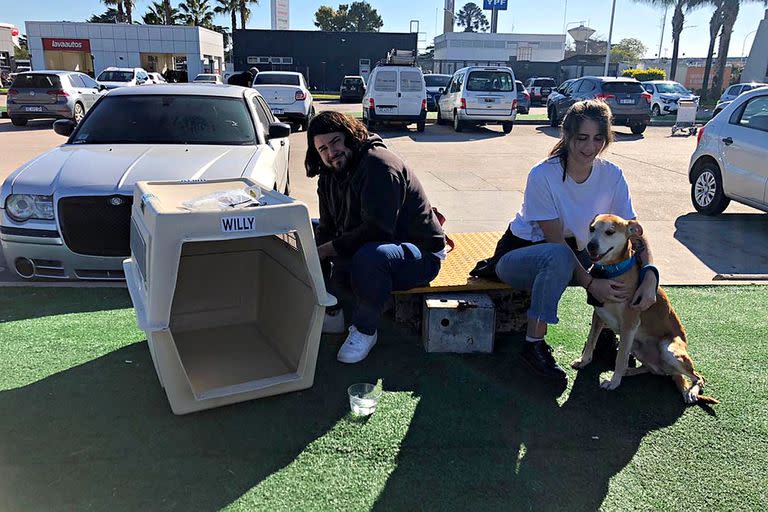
xmin=233 ymin=29 xmax=417 ymax=90
xmin=271 ymin=0 xmax=290 ymax=30
xmin=639 ymin=58 xmax=740 ymax=91
xmin=432 ymin=31 xmax=565 ymax=80
xmin=743 ymin=9 xmax=768 ymax=83
xmin=0 ymin=23 xmax=19 ymax=71
xmin=25 ymin=21 xmax=224 ymax=80
xmin=559 ymin=54 xmax=629 ymax=81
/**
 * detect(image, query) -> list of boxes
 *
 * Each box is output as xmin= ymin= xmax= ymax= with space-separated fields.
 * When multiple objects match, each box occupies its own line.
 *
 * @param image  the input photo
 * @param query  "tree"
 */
xmin=455 ymin=2 xmax=489 ymax=32
xmin=215 ymin=0 xmax=239 ymax=32
xmin=102 ymin=0 xmax=125 ymax=23
xmin=610 ymin=38 xmax=648 ymax=65
xmin=143 ymin=0 xmax=180 ymax=24
xmin=418 ymin=44 xmax=435 ymax=72
xmin=179 ymin=0 xmax=215 ymax=26
xmin=14 ymin=35 xmax=30 ymax=60
xmin=711 ymin=0 xmax=767 ymax=97
xmin=696 ymin=0 xmax=724 ymax=99
xmin=88 ymin=8 xmax=121 ymax=23
xmin=238 ymin=0 xmax=259 ymax=29
xmin=314 ymin=5 xmax=351 ymax=31
xmin=347 ymin=2 xmax=383 ymax=31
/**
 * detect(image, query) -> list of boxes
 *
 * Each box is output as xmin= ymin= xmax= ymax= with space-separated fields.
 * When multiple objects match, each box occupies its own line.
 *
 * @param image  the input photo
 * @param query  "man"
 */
xmin=306 ymin=111 xmax=446 ymax=364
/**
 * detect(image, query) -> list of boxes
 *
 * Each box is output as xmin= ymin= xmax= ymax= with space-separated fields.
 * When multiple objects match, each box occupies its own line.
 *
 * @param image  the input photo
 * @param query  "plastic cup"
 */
xmin=347 ymin=383 xmax=383 ymax=416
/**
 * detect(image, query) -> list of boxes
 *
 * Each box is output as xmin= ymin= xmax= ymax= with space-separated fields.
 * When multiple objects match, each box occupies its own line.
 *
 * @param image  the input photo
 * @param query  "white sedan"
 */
xmin=0 ymin=84 xmax=291 ymax=280
xmin=252 ymin=71 xmax=315 ymax=131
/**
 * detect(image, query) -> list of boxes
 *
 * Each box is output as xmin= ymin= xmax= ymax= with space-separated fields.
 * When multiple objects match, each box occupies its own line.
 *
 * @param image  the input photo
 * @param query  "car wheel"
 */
xmin=549 ymin=107 xmax=560 ymax=127
xmin=73 ymin=102 xmax=85 ymax=123
xmin=10 ymin=117 xmax=27 ymax=127
xmin=502 ymin=122 xmax=514 ymax=134
xmin=691 ymin=164 xmax=730 ymax=215
xmin=416 ymin=120 xmax=425 ymax=132
xmin=651 ymin=104 xmax=661 ymax=117
xmin=630 ymin=124 xmax=647 ymax=135
xmin=436 ymin=106 xmax=444 ymax=125
xmin=453 ymin=111 xmax=464 ymax=132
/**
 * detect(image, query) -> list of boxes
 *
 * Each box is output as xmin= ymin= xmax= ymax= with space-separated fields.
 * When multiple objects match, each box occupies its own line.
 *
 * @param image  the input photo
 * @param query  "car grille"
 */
xmin=58 ymin=195 xmax=133 ymax=256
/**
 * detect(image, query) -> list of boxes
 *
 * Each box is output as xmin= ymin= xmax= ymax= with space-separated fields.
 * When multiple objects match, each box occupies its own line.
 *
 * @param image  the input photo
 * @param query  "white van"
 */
xmin=362 ymin=65 xmax=427 ymax=132
xmin=437 ymin=66 xmax=518 ymax=134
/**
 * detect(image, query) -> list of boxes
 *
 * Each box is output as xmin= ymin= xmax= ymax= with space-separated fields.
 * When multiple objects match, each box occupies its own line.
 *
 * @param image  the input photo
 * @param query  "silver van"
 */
xmin=436 ymin=66 xmax=517 ymax=134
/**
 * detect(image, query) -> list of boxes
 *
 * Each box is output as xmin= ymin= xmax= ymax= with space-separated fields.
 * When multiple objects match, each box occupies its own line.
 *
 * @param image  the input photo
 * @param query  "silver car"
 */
xmin=7 ymin=71 xmax=106 ymax=126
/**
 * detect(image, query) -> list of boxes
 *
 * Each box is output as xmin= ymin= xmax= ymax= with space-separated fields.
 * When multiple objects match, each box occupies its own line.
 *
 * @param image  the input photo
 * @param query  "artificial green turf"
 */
xmin=0 ymin=286 xmax=765 ymax=511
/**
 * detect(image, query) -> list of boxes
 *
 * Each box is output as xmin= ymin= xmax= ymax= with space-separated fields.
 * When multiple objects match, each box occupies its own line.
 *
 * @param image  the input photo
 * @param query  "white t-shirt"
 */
xmin=509 ymin=157 xmax=636 ymax=251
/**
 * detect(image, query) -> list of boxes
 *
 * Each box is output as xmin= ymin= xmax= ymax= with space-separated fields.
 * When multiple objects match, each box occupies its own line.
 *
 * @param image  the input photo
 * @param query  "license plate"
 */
xmin=25 ymin=106 xmax=44 ymax=112
xmin=541 ymin=88 xmax=551 ymax=95
xmin=271 ymin=108 xmax=284 ymax=115
xmin=619 ymin=99 xmax=635 ymax=105
xmin=377 ymin=106 xmax=395 ymax=113
xmin=483 ymin=98 xmax=497 ymax=103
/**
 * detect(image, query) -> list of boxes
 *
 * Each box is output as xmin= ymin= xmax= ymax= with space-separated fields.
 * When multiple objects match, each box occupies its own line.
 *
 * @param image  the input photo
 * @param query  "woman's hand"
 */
xmin=630 ymin=272 xmax=658 ymax=311
xmin=588 ymin=278 xmax=631 ymax=304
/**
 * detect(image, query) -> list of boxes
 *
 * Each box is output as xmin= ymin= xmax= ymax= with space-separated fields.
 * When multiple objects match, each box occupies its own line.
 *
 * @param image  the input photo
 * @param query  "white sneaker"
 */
xmin=337 ymin=326 xmax=378 ymax=364
xmin=322 ymin=309 xmax=346 ymax=334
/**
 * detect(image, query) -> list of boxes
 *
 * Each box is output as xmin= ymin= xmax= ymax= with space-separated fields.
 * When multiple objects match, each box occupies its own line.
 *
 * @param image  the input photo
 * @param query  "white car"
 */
xmin=714 ymin=82 xmax=767 ymax=116
xmin=0 ymin=84 xmax=291 ymax=280
xmin=689 ymin=86 xmax=768 ymax=215
xmin=96 ymin=67 xmax=151 ymax=90
xmin=362 ymin=64 xmax=427 ymax=132
xmin=252 ymin=71 xmax=314 ymax=131
xmin=642 ymin=80 xmax=699 ymax=117
xmin=437 ymin=66 xmax=517 ymax=134
xmin=147 ymin=72 xmax=167 ymax=84
xmin=193 ymin=73 xmax=224 ymax=84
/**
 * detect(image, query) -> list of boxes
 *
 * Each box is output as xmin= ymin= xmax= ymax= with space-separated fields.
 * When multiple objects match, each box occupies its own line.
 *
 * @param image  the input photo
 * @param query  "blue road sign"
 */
xmin=483 ymin=0 xmax=508 ymax=10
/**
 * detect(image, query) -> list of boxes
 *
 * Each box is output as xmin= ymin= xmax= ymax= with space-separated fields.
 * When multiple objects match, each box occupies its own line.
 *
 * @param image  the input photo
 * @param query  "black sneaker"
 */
xmin=522 ymin=340 xmax=567 ymax=381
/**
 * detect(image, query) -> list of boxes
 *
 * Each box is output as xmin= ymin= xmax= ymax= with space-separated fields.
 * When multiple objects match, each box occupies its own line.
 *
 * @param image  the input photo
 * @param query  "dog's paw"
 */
xmin=684 ymin=384 xmax=701 ymax=404
xmin=600 ymin=377 xmax=622 ymax=390
xmin=571 ymin=357 xmax=591 ymax=369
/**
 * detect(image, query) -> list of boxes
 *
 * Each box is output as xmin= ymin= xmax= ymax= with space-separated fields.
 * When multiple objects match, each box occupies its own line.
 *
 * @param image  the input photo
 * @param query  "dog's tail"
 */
xmin=696 ymin=394 xmax=720 ymax=405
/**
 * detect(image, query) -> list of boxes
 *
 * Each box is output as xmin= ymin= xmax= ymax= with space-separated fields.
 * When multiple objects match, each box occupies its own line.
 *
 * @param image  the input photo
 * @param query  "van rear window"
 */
xmin=374 ymin=70 xmax=397 ymax=92
xmin=533 ymin=78 xmax=556 ymax=87
xmin=602 ymin=81 xmax=645 ymax=93
xmin=466 ymin=71 xmax=514 ymax=92
xmin=12 ymin=74 xmax=62 ymax=89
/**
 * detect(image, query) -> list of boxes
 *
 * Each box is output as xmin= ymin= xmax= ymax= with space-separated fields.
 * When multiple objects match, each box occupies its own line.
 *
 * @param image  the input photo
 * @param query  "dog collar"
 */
xmin=591 ymin=255 xmax=637 ymax=279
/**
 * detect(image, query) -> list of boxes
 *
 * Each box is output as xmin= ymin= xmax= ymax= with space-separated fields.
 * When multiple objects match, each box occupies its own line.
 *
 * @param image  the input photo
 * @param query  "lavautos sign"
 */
xmin=483 ymin=0 xmax=508 ymax=10
xmin=42 ymin=38 xmax=91 ymax=52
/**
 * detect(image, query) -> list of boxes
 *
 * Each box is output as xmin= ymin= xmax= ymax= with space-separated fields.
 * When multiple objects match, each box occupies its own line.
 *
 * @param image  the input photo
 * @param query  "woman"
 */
xmin=494 ymin=100 xmax=658 ymax=383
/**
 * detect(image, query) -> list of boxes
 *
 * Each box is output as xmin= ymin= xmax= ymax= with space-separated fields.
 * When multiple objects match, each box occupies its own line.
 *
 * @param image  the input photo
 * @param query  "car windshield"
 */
xmin=424 ymin=75 xmax=450 ymax=87
xmin=466 ymin=71 xmax=514 ymax=92
xmin=97 ymin=70 xmax=134 ymax=82
xmin=70 ymin=95 xmax=256 ymax=145
xmin=11 ymin=73 xmax=61 ymax=88
xmin=533 ymin=78 xmax=556 ymax=86
xmin=656 ymin=83 xmax=689 ymax=94
xmin=342 ymin=78 xmax=363 ymax=86
xmin=602 ymin=81 xmax=645 ymax=93
xmin=194 ymin=75 xmax=217 ymax=82
xmin=253 ymin=73 xmax=300 ymax=86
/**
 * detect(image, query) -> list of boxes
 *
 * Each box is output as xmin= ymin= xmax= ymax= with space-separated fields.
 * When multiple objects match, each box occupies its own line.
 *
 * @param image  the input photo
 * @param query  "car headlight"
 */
xmin=5 ymin=194 xmax=55 ymax=222
xmin=662 ymin=97 xmax=674 ymax=104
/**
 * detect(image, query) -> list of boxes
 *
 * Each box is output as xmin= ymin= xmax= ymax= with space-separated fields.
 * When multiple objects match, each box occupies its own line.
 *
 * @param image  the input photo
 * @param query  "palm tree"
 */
xmin=215 ymin=0 xmax=238 ymax=32
xmin=163 ymin=0 xmax=175 ymax=25
xmin=124 ymin=0 xmax=135 ymax=23
xmin=179 ymin=0 xmax=215 ymax=26
xmin=143 ymin=0 xmax=180 ymax=24
xmin=634 ymin=0 xmax=699 ymax=80
xmin=693 ymin=0 xmax=724 ymax=99
xmin=102 ymin=0 xmax=125 ymax=23
xmin=711 ymin=0 xmax=767 ymax=97
xmin=238 ymin=0 xmax=259 ymax=30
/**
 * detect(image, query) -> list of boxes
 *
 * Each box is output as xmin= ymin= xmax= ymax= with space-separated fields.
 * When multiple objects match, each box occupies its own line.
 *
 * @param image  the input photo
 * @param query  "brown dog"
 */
xmin=570 ymin=214 xmax=719 ymax=405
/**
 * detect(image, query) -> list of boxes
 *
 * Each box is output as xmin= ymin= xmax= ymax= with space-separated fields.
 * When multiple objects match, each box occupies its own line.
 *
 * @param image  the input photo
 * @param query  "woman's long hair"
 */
xmin=549 ymin=100 xmax=614 ymax=177
xmin=305 ymin=111 xmax=369 ymax=177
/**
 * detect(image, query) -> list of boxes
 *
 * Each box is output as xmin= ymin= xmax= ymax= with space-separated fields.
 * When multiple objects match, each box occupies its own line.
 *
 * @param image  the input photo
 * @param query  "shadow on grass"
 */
xmin=0 ymin=287 xmax=133 ymax=322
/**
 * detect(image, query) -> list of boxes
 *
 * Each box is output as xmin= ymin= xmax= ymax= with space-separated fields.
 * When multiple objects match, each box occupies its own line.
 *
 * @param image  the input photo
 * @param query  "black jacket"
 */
xmin=315 ymin=135 xmax=446 ymax=257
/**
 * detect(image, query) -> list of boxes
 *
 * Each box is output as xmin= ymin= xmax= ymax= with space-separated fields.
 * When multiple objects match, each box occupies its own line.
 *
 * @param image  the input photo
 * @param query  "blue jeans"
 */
xmin=324 ymin=242 xmax=442 ymax=335
xmin=495 ymin=243 xmax=589 ymax=325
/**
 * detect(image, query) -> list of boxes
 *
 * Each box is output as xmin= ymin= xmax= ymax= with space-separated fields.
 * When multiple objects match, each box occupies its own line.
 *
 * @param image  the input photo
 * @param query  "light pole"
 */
xmin=604 ymin=0 xmax=617 ymax=76
xmin=742 ymin=29 xmax=758 ymax=65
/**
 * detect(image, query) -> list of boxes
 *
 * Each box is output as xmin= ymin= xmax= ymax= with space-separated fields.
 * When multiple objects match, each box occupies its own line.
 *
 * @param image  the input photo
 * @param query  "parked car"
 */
xmin=96 ymin=67 xmax=151 ymax=90
xmin=546 ymin=78 xmax=577 ymax=109
xmin=515 ymin=80 xmax=530 ymax=114
xmin=363 ymin=64 xmax=427 ymax=132
xmin=6 ymin=71 xmax=106 ymax=126
xmin=436 ymin=66 xmax=517 ymax=134
xmin=252 ymin=71 xmax=315 ymax=131
xmin=147 ymin=72 xmax=167 ymax=84
xmin=714 ymin=82 xmax=767 ymax=116
xmin=524 ymin=77 xmax=557 ymax=106
xmin=642 ymin=80 xmax=699 ymax=117
xmin=0 ymin=84 xmax=291 ymax=280
xmin=339 ymin=75 xmax=366 ymax=103
xmin=548 ymin=76 xmax=651 ymax=134
xmin=688 ymin=86 xmax=768 ymax=215
xmin=193 ymin=73 xmax=224 ymax=84
xmin=424 ymin=73 xmax=451 ymax=111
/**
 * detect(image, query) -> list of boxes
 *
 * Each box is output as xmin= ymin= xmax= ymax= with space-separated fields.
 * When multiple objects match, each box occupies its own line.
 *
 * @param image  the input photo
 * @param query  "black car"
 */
xmin=339 ymin=76 xmax=366 ymax=103
xmin=547 ymin=76 xmax=652 ymax=134
xmin=424 ymin=73 xmax=451 ymax=111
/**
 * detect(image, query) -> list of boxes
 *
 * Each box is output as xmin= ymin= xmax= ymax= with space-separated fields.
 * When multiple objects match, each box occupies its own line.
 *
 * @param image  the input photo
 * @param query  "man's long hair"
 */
xmin=305 ymin=111 xmax=369 ymax=177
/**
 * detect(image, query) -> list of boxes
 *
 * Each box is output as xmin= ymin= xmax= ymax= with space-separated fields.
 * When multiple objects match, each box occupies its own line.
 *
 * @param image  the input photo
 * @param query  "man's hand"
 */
xmin=630 ymin=272 xmax=658 ymax=311
xmin=589 ymin=278 xmax=631 ymax=303
xmin=317 ymin=242 xmax=337 ymax=260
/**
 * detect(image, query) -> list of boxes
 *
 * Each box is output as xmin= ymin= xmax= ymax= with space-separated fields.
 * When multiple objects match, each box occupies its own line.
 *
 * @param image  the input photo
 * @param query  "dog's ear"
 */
xmin=589 ymin=213 xmax=600 ymax=229
xmin=627 ymin=220 xmax=643 ymax=238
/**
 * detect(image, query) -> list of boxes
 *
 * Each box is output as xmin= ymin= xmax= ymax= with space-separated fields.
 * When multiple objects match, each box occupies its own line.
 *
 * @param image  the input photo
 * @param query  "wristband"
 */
xmin=639 ymin=265 xmax=660 ymax=292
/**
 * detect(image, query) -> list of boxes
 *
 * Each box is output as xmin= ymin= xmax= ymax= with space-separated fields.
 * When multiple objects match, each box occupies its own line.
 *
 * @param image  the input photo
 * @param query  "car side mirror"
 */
xmin=98 ymin=84 xmax=107 ymax=91
xmin=268 ymin=122 xmax=292 ymax=139
xmin=53 ymin=119 xmax=77 ymax=137
xmin=438 ymin=87 xmax=445 ymax=94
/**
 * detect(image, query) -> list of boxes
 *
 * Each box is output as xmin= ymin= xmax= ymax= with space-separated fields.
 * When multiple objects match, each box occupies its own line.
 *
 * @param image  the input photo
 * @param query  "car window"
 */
xmin=424 ymin=75 xmax=450 ymax=88
xmin=655 ymin=82 xmax=688 ymax=94
xmin=373 ymin=70 xmax=397 ymax=92
xmin=578 ymin=80 xmax=595 ymax=93
xmin=736 ymin=96 xmax=768 ymax=132
xmin=466 ymin=70 xmax=513 ymax=92
xmin=400 ymin=70 xmax=423 ymax=92
xmin=68 ymin=74 xmax=86 ymax=88
xmin=250 ymin=96 xmax=273 ymax=137
xmin=81 ymin=74 xmax=99 ymax=88
xmin=12 ymin=73 xmax=62 ymax=89
xmin=71 ymin=95 xmax=256 ymax=145
xmin=533 ymin=78 xmax=555 ymax=87
xmin=602 ymin=81 xmax=645 ymax=93
xmin=253 ymin=73 xmax=300 ymax=86
xmin=725 ymin=85 xmax=740 ymax=96
xmin=97 ymin=70 xmax=134 ymax=82
xmin=643 ymin=84 xmax=654 ymax=93
xmin=452 ymin=72 xmax=464 ymax=93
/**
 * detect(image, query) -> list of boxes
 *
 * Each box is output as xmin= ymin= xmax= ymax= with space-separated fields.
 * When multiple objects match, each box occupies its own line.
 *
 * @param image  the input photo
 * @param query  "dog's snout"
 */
xmin=587 ymin=240 xmax=599 ymax=253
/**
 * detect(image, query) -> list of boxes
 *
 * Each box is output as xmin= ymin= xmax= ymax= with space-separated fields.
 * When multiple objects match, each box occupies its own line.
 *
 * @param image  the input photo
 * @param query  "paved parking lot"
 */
xmin=1 ymin=101 xmax=767 ymax=284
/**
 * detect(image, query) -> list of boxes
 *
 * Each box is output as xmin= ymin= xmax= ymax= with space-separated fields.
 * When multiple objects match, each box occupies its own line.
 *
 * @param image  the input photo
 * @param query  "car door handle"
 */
xmin=398 ymin=92 xmax=401 ymax=97
xmin=722 ymin=137 xmax=733 ymax=145
xmin=280 ymin=140 xmax=286 ymax=146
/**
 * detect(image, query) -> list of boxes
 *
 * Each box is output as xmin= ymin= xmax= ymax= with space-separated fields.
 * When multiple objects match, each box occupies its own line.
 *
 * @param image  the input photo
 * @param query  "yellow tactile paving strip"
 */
xmin=396 ymin=232 xmax=512 ymax=294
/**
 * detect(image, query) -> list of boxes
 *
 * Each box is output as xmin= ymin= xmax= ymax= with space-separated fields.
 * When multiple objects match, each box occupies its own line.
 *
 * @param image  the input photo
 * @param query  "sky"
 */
xmin=2 ymin=0 xmax=766 ymax=59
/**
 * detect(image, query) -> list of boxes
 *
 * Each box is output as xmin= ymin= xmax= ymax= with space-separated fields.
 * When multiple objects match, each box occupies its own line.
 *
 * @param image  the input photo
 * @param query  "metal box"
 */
xmin=422 ymin=293 xmax=495 ymax=353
